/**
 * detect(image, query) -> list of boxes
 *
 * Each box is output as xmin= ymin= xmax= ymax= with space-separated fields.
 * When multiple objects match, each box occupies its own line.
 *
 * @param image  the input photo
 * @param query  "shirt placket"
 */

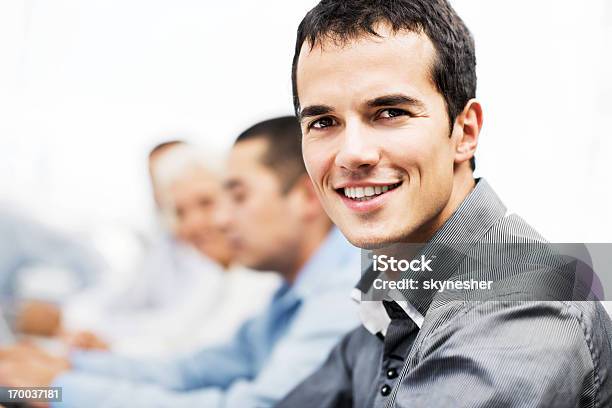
xmin=372 ymin=301 xmax=419 ymax=408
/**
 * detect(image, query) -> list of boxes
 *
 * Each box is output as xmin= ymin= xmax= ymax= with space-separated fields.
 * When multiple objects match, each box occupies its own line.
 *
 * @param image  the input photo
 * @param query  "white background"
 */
xmin=0 ymin=0 xmax=611 ymax=241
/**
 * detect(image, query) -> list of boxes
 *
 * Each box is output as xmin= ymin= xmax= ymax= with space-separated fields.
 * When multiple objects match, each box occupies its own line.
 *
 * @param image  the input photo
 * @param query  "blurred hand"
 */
xmin=0 ymin=342 xmax=69 ymax=375
xmin=16 ymin=301 xmax=62 ymax=337
xmin=0 ymin=342 xmax=45 ymax=360
xmin=0 ymin=358 xmax=53 ymax=408
xmin=0 ymin=343 xmax=69 ymax=408
xmin=61 ymin=330 xmax=109 ymax=351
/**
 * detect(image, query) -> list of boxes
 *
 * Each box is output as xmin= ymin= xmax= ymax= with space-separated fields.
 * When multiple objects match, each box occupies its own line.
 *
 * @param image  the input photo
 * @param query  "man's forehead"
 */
xmin=296 ymin=28 xmax=436 ymax=107
xmin=297 ymin=27 xmax=435 ymax=69
xmin=229 ymin=139 xmax=267 ymax=167
xmin=228 ymin=140 xmax=274 ymax=179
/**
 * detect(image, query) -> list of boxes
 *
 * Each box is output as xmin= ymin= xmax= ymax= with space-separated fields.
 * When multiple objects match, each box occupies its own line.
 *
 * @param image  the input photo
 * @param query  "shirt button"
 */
xmin=380 ymin=384 xmax=391 ymax=396
xmin=386 ymin=368 xmax=398 ymax=379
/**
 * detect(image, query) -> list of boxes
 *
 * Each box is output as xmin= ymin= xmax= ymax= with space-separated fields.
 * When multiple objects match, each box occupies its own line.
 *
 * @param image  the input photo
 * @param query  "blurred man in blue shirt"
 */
xmin=0 ymin=116 xmax=360 ymax=407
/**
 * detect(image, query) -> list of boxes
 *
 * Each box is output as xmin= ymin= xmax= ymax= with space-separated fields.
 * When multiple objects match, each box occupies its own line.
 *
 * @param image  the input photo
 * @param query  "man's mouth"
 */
xmin=337 ymin=182 xmax=402 ymax=202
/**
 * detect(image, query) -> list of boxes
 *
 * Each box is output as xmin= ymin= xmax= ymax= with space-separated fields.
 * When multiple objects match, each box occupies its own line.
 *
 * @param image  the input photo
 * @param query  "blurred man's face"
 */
xmin=222 ymin=138 xmax=303 ymax=272
xmin=296 ymin=28 xmax=458 ymax=249
xmin=169 ymin=167 xmax=233 ymax=266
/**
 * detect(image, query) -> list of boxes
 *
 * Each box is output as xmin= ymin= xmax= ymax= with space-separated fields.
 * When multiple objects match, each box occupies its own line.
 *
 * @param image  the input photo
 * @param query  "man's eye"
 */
xmin=310 ymin=117 xmax=336 ymax=130
xmin=378 ymin=108 xmax=409 ymax=119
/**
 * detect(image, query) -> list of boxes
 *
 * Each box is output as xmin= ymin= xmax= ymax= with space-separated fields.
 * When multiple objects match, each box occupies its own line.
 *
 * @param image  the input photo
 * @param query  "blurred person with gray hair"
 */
xmin=0 ymin=117 xmax=360 ymax=408
xmin=59 ymin=141 xmax=279 ymax=357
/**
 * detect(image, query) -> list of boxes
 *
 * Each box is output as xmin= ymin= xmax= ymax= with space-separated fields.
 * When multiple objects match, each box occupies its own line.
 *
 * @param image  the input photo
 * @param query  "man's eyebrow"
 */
xmin=366 ymin=94 xmax=426 ymax=110
xmin=298 ymin=104 xmax=334 ymax=121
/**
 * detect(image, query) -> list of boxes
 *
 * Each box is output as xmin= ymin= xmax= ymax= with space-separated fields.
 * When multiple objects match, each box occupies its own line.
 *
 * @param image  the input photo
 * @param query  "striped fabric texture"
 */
xmin=277 ymin=178 xmax=612 ymax=408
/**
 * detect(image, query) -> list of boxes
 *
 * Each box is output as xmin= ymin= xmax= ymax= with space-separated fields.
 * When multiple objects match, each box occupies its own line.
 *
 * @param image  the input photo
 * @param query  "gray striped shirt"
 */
xmin=277 ymin=178 xmax=612 ymax=408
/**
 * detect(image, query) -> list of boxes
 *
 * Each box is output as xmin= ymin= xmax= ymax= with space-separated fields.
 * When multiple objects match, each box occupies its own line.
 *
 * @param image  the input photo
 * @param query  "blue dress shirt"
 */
xmin=52 ymin=227 xmax=360 ymax=407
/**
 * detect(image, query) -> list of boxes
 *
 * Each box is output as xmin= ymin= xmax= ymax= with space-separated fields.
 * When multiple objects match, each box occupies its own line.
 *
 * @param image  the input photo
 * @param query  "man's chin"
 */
xmin=338 ymin=225 xmax=405 ymax=250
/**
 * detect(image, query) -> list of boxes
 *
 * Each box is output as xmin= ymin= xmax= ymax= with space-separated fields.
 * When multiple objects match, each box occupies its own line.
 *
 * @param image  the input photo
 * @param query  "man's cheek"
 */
xmin=314 ymin=163 xmax=330 ymax=189
xmin=302 ymin=144 xmax=321 ymax=168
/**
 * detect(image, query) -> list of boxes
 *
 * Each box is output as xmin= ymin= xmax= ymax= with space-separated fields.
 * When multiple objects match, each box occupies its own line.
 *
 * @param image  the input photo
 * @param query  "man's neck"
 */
xmin=374 ymin=174 xmax=476 ymax=280
xmin=284 ymin=223 xmax=333 ymax=285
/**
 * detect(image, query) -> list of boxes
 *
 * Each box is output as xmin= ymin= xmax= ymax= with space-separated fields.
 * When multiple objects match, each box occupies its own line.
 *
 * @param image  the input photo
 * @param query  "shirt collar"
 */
xmin=351 ymin=287 xmax=424 ymax=334
xmin=354 ymin=178 xmax=507 ymax=334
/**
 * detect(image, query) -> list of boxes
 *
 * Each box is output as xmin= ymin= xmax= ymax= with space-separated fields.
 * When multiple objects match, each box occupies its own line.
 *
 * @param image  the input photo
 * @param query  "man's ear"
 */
xmin=452 ymin=99 xmax=483 ymax=166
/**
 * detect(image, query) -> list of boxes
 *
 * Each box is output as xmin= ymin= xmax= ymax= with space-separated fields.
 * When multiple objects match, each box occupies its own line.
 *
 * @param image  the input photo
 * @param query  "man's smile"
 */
xmin=333 ymin=181 xmax=403 ymax=212
xmin=337 ymin=182 xmax=402 ymax=201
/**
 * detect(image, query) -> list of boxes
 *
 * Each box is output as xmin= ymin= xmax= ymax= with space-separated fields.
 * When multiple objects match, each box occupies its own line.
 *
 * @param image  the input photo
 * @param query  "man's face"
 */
xmin=169 ymin=167 xmax=233 ymax=266
xmin=221 ymin=138 xmax=303 ymax=272
xmin=296 ymin=27 xmax=457 ymax=249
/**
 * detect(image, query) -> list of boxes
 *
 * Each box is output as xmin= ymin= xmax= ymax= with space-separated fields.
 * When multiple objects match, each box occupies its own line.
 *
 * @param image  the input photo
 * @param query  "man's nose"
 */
xmin=334 ymin=121 xmax=380 ymax=172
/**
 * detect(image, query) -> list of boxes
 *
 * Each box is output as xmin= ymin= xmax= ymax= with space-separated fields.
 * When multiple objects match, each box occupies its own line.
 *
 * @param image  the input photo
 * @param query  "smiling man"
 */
xmin=296 ymin=30 xmax=478 ymax=249
xmin=277 ymin=0 xmax=612 ymax=407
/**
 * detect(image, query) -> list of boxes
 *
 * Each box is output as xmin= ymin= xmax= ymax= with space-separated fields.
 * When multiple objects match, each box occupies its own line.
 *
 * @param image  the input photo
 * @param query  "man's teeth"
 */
xmin=342 ymin=183 xmax=401 ymax=201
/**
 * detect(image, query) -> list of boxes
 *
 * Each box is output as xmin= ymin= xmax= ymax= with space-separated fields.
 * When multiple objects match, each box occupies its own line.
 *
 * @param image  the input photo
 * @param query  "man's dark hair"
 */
xmin=291 ymin=0 xmax=477 ymax=170
xmin=235 ymin=116 xmax=306 ymax=192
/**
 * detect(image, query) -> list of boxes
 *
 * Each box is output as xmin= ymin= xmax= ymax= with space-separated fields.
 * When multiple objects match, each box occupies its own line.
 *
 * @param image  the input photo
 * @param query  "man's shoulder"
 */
xmin=420 ymin=300 xmax=612 ymax=361
xmin=566 ymin=300 xmax=612 ymax=354
xmin=456 ymin=212 xmax=592 ymax=301
xmin=483 ymin=211 xmax=547 ymax=243
xmin=422 ymin=299 xmax=612 ymax=357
